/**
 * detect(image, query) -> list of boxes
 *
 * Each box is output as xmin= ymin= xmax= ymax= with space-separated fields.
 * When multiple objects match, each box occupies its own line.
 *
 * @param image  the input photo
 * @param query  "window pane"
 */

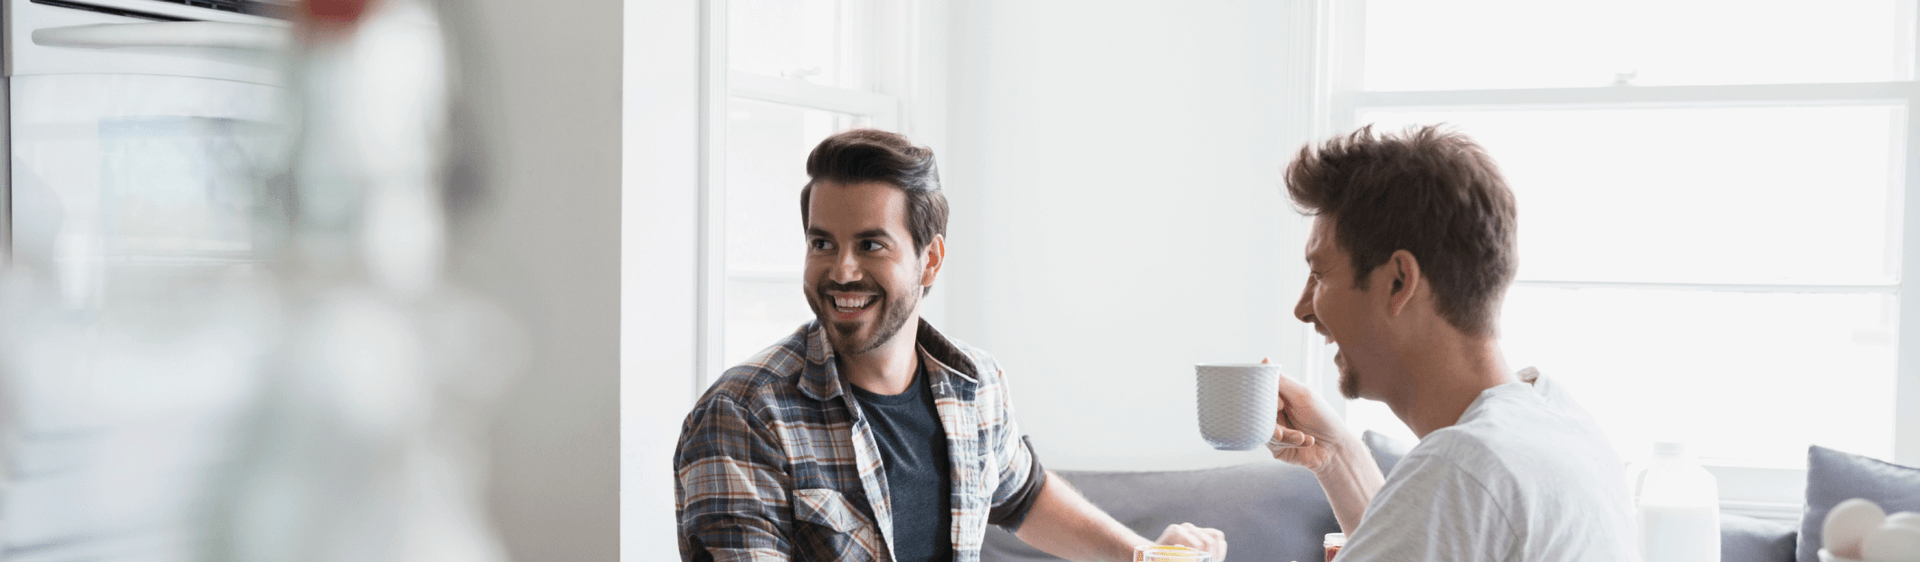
xmin=729 ymin=0 xmax=854 ymax=87
xmin=1501 ymin=286 xmax=1896 ymax=466
xmin=1365 ymin=0 xmax=1912 ymax=90
xmin=723 ymin=278 xmax=816 ymax=368
xmin=1361 ymin=106 xmax=1903 ymax=286
xmin=725 ymin=98 xmax=866 ymax=274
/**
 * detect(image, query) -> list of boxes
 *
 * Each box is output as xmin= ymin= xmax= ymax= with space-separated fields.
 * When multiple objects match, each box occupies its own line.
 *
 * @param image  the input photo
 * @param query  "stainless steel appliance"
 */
xmin=1 ymin=1 xmax=290 ymax=559
xmin=6 ymin=0 xmax=291 ymax=302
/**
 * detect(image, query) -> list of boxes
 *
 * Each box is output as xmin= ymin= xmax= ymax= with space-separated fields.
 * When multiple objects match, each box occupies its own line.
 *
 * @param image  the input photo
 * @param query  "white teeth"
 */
xmin=833 ymin=295 xmax=872 ymax=309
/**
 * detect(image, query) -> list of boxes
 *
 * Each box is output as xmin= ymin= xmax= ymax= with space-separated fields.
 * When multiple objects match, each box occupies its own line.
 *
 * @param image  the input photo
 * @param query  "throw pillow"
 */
xmin=1362 ymin=429 xmax=1412 ymax=477
xmin=1798 ymin=445 xmax=1920 ymax=562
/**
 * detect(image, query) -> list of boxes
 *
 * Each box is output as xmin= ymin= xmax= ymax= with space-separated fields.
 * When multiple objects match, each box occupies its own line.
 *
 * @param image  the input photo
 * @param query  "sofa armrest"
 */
xmin=1721 ymin=513 xmax=1796 ymax=562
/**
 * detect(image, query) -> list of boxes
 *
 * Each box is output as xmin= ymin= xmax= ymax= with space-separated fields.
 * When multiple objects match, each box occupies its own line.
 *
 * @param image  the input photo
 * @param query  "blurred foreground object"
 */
xmin=0 ymin=0 xmax=294 ymax=558
xmin=302 ymin=0 xmax=374 ymax=28
xmin=0 ymin=0 xmax=520 ymax=560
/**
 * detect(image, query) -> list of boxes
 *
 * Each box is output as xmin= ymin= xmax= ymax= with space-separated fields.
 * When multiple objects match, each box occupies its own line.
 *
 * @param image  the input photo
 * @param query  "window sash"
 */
xmin=699 ymin=0 xmax=918 ymax=391
xmin=1345 ymin=82 xmax=1920 ymax=109
xmin=731 ymin=71 xmax=899 ymax=130
xmin=1320 ymin=1 xmax=1920 ymax=510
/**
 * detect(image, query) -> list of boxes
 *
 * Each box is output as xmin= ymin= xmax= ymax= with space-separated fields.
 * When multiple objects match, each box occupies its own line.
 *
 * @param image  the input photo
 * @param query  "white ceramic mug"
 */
xmin=1195 ymin=363 xmax=1281 ymax=450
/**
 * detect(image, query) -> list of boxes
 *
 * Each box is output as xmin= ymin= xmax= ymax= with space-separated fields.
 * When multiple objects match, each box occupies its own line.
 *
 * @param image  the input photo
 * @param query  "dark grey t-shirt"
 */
xmin=850 ymin=363 xmax=954 ymax=562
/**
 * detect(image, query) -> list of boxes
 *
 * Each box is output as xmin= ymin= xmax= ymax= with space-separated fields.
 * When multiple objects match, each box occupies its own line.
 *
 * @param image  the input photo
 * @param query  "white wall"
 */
xmin=624 ymin=0 xmax=701 ymax=554
xmin=944 ymin=1 xmax=1320 ymax=471
xmin=465 ymin=0 xmax=621 ymax=559
xmin=610 ymin=3 xmax=1335 ymax=555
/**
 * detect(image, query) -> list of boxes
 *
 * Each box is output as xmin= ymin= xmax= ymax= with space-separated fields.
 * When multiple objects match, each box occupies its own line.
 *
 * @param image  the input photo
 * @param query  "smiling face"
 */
xmin=803 ymin=180 xmax=940 ymax=358
xmin=1295 ymin=216 xmax=1390 ymax=400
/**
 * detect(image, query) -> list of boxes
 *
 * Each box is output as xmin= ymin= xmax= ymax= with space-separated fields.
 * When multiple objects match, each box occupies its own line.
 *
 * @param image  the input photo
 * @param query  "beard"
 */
xmin=806 ymin=276 xmax=920 ymax=357
xmin=1332 ymin=341 xmax=1361 ymax=400
xmin=1338 ymin=364 xmax=1360 ymax=400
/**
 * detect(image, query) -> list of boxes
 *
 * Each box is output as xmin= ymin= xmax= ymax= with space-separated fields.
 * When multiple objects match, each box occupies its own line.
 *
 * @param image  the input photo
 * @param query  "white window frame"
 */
xmin=1304 ymin=0 xmax=1920 ymax=523
xmin=696 ymin=0 xmax=947 ymax=392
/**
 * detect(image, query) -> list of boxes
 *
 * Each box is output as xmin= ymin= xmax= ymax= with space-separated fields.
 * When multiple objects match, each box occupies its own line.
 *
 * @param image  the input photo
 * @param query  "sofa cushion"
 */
xmin=1798 ymin=445 xmax=1920 ymax=562
xmin=980 ymin=460 xmax=1338 ymax=562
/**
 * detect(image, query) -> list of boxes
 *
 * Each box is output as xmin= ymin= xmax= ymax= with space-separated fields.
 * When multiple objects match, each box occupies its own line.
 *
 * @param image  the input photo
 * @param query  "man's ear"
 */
xmin=920 ymin=234 xmax=946 ymax=288
xmin=1387 ymin=249 xmax=1421 ymax=316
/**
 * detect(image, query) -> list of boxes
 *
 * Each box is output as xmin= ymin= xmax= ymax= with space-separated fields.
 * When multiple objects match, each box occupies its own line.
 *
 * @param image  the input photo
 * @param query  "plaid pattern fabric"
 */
xmin=676 ymin=319 xmax=1044 ymax=562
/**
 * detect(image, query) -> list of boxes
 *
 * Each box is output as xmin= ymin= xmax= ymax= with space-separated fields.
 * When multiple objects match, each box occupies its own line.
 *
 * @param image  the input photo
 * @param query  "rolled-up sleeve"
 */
xmin=987 ymin=436 xmax=1048 ymax=529
xmin=675 ymin=395 xmax=793 ymax=562
xmin=982 ymin=366 xmax=1047 ymax=530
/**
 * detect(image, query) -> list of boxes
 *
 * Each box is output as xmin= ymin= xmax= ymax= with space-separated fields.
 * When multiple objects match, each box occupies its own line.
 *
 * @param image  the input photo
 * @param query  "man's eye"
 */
xmin=810 ymin=239 xmax=832 ymax=251
xmin=859 ymin=240 xmax=883 ymax=252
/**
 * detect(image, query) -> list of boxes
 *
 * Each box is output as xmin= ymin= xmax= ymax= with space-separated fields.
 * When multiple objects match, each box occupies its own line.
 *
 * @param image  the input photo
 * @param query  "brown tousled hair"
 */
xmin=1285 ymin=124 xmax=1517 ymax=337
xmin=800 ymin=129 xmax=948 ymax=295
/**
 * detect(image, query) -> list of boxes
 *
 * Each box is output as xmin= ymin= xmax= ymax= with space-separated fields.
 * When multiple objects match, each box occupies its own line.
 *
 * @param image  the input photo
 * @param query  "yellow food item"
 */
xmin=1134 ymin=544 xmax=1209 ymax=562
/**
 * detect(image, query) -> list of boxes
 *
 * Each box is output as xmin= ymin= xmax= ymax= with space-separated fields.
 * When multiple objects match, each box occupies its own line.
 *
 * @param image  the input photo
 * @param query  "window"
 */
xmin=699 ymin=0 xmax=941 ymax=386
xmin=1316 ymin=0 xmax=1919 ymax=520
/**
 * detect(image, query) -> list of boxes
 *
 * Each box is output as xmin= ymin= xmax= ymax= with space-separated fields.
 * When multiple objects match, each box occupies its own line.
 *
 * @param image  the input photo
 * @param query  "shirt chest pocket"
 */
xmin=791 ymin=488 xmax=886 ymax=560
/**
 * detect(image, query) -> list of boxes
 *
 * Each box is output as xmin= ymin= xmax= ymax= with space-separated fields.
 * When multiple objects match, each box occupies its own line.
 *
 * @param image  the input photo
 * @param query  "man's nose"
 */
xmin=829 ymin=249 xmax=861 ymax=284
xmin=1293 ymin=277 xmax=1315 ymax=324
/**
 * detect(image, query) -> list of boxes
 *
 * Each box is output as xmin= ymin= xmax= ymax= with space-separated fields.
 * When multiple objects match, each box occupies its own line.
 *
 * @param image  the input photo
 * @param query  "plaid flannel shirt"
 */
xmin=675 ymin=319 xmax=1047 ymax=562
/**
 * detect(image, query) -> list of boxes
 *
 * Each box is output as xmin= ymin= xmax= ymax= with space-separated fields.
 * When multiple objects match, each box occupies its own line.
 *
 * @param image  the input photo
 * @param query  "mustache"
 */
xmin=817 ymin=279 xmax=884 ymax=295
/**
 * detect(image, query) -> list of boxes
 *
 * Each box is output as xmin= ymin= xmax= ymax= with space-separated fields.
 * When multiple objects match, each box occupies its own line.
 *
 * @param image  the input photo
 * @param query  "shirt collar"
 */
xmin=799 ymin=318 xmax=982 ymax=403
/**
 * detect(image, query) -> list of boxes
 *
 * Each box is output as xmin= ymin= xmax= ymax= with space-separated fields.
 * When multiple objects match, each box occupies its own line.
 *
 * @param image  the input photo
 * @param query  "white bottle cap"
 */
xmin=1651 ymin=442 xmax=1688 ymax=458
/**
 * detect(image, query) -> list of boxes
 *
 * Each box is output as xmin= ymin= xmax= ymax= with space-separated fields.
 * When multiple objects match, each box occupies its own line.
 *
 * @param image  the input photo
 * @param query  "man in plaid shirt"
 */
xmin=674 ymin=129 xmax=1228 ymax=562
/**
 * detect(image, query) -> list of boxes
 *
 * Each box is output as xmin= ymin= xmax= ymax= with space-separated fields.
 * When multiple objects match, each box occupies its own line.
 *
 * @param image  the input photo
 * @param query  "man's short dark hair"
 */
xmin=799 ymin=128 xmax=948 ymax=256
xmin=1285 ymin=124 xmax=1518 ymax=337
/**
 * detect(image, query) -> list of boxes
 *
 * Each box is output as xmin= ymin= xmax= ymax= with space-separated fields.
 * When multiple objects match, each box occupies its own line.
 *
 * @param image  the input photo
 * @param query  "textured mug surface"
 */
xmin=1195 ymin=363 xmax=1281 ymax=450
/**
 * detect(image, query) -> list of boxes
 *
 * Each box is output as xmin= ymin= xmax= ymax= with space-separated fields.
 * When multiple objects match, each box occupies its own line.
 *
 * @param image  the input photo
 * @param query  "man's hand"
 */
xmin=1258 ymin=357 xmax=1384 ymax=536
xmin=1017 ymin=473 xmax=1222 ymax=562
xmin=1261 ymin=357 xmax=1359 ymax=473
xmin=1154 ymin=523 xmax=1226 ymax=562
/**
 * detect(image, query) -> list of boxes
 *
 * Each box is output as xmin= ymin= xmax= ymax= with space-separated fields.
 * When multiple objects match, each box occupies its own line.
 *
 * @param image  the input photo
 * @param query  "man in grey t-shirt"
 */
xmin=1259 ymin=125 xmax=1638 ymax=561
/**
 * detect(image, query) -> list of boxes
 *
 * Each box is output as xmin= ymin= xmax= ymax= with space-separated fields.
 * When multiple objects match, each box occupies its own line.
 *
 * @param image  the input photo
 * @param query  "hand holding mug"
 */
xmin=1260 ymin=357 xmax=1358 ymax=474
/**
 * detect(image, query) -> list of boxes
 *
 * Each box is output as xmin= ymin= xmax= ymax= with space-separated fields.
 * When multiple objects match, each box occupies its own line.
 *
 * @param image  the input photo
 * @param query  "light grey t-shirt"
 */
xmin=1337 ymin=370 xmax=1639 ymax=562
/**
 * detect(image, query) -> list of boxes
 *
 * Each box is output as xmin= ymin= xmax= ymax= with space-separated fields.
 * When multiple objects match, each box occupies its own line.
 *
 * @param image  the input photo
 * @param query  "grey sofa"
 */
xmin=982 ymin=439 xmax=1799 ymax=562
xmin=982 ymin=460 xmax=1340 ymax=562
